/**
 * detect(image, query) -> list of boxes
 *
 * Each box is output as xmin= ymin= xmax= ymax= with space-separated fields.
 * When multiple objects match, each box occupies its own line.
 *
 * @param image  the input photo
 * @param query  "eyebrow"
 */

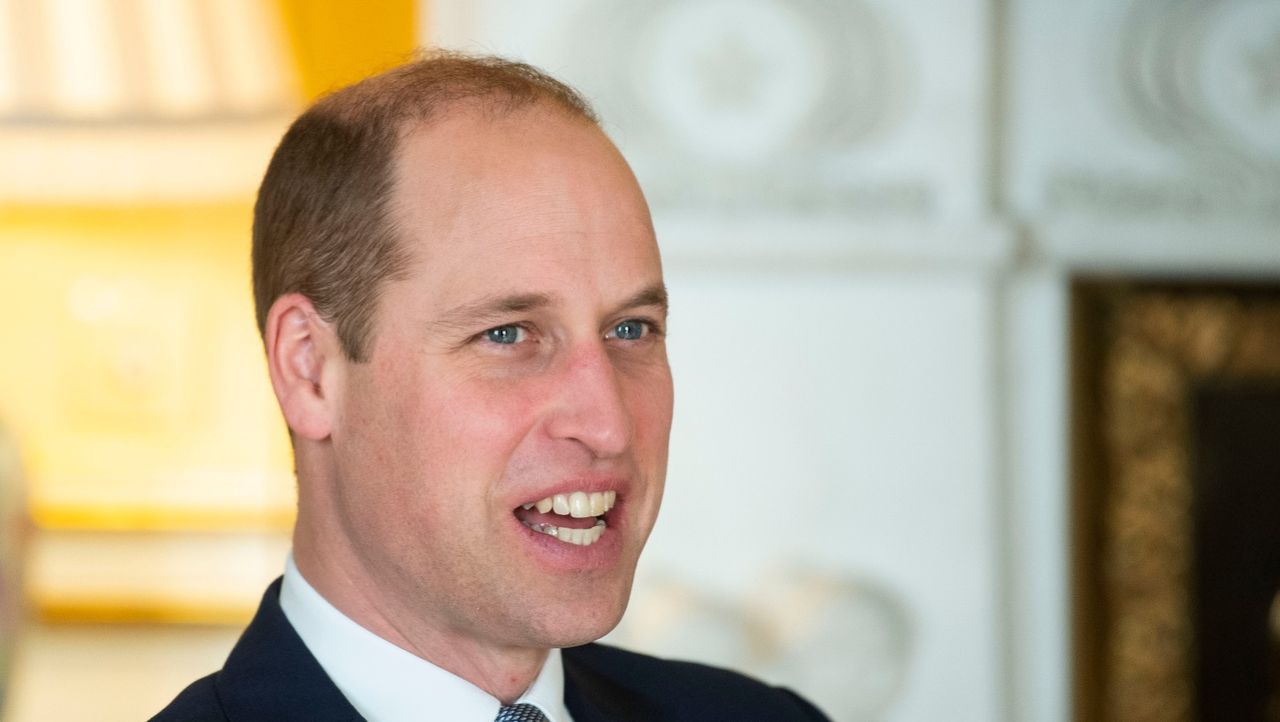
xmin=617 ymin=283 xmax=669 ymax=316
xmin=429 ymin=283 xmax=669 ymax=334
xmin=430 ymin=292 xmax=554 ymax=333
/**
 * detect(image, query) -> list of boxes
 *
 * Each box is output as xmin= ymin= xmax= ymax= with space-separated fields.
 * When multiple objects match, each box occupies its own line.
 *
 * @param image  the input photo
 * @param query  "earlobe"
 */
xmin=265 ymin=293 xmax=339 ymax=441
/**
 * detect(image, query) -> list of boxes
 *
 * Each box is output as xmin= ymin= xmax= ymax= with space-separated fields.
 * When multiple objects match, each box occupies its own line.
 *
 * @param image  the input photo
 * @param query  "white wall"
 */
xmin=428 ymin=1 xmax=1280 ymax=720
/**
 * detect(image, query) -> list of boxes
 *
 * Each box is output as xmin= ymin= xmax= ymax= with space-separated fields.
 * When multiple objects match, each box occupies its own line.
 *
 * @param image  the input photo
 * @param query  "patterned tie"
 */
xmin=494 ymin=702 xmax=549 ymax=722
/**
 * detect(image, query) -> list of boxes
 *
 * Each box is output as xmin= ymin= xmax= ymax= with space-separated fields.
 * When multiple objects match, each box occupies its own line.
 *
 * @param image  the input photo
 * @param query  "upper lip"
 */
xmin=511 ymin=477 xmax=631 ymax=509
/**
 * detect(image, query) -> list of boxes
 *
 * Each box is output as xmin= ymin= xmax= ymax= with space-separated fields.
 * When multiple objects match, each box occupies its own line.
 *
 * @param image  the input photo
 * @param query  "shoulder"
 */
xmin=148 ymin=578 xmax=361 ymax=721
xmin=562 ymin=643 xmax=829 ymax=721
xmin=149 ymin=673 xmax=227 ymax=721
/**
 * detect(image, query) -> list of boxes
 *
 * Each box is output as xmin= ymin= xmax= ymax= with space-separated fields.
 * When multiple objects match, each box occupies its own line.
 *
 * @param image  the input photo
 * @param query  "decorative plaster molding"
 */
xmin=573 ymin=0 xmax=901 ymax=159
xmin=567 ymin=0 xmax=920 ymax=215
xmin=1033 ymin=220 xmax=1280 ymax=273
xmin=432 ymin=0 xmax=992 ymax=224
xmin=1038 ymin=0 xmax=1280 ymax=219
xmin=1115 ymin=0 xmax=1280 ymax=180
xmin=656 ymin=216 xmax=1017 ymax=269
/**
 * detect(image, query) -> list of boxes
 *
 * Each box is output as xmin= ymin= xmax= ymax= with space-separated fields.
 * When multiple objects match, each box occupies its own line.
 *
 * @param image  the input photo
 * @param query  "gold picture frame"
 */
xmin=1073 ymin=283 xmax=1280 ymax=722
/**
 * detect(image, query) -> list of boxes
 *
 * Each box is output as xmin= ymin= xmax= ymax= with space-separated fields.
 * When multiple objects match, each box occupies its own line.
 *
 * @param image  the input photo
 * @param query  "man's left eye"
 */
xmin=608 ymin=320 xmax=649 ymax=341
xmin=484 ymin=325 xmax=526 ymax=345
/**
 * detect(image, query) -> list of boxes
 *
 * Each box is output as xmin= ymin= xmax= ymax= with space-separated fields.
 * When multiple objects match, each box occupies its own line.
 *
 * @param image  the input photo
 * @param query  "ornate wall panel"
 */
xmin=1010 ymin=0 xmax=1280 ymax=265
xmin=432 ymin=0 xmax=1001 ymax=261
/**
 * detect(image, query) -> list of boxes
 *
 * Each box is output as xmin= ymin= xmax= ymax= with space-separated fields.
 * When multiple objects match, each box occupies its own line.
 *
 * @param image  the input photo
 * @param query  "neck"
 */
xmin=291 ymin=526 xmax=549 ymax=703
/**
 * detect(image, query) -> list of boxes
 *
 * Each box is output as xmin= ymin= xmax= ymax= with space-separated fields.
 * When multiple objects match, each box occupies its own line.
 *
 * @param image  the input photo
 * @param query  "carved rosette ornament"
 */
xmin=1051 ymin=0 xmax=1280 ymax=217
xmin=1096 ymin=289 xmax=1280 ymax=722
xmin=1116 ymin=0 xmax=1280 ymax=186
xmin=567 ymin=0 xmax=918 ymax=212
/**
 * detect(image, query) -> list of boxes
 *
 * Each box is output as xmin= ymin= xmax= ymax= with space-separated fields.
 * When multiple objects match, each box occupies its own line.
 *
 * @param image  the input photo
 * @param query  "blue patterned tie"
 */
xmin=494 ymin=702 xmax=549 ymax=722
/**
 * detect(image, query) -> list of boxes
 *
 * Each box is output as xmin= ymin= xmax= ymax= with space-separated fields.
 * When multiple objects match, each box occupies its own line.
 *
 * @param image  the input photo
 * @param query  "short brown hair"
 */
xmin=252 ymin=51 xmax=599 ymax=361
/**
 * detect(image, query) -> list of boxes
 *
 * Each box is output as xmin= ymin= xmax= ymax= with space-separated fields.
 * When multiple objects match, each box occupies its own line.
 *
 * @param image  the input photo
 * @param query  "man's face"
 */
xmin=326 ymin=105 xmax=672 ymax=651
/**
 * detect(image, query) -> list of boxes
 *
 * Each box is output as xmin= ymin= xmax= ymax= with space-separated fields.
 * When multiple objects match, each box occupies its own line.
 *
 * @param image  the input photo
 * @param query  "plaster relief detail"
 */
xmin=1118 ymin=0 xmax=1280 ymax=173
xmin=569 ymin=0 xmax=923 ymax=213
xmin=576 ymin=0 xmax=897 ymax=159
xmin=1046 ymin=0 xmax=1280 ymax=218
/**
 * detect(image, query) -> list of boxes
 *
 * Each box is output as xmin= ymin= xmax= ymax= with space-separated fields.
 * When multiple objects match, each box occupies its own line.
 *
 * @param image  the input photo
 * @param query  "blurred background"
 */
xmin=1 ymin=0 xmax=1279 ymax=720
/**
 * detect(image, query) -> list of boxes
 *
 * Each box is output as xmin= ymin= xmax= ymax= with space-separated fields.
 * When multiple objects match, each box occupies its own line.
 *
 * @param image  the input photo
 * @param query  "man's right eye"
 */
xmin=483 ymin=325 xmax=525 ymax=345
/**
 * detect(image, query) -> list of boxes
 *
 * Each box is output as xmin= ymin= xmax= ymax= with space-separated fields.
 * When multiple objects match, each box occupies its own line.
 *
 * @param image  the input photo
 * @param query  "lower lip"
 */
xmin=513 ymin=513 xmax=625 ymax=571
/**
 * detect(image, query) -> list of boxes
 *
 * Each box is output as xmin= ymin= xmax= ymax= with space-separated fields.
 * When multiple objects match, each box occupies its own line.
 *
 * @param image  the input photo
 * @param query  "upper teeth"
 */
xmin=521 ymin=490 xmax=616 ymax=518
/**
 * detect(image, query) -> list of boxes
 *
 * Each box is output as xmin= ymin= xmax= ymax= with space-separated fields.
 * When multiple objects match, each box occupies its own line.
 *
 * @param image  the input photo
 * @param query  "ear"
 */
xmin=264 ymin=293 xmax=342 ymax=441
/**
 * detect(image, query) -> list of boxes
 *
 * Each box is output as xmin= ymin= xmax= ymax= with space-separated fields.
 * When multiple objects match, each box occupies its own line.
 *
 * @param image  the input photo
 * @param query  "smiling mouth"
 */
xmin=515 ymin=491 xmax=616 ymax=547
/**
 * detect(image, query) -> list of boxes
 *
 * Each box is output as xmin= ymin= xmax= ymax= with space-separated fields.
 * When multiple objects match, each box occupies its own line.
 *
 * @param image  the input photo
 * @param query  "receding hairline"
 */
xmin=309 ymin=50 xmax=600 ymax=129
xmin=382 ymin=96 xmax=626 ymax=267
xmin=389 ymin=93 xmax=607 ymax=164
xmin=252 ymin=51 xmax=607 ymax=362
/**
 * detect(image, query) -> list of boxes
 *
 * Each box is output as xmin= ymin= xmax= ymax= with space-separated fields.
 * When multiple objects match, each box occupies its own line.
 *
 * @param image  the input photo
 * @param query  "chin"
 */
xmin=529 ymin=588 xmax=631 ymax=649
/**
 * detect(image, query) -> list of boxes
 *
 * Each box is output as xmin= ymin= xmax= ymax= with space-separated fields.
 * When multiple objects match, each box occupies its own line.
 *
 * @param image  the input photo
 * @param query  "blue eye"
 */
xmin=611 ymin=320 xmax=648 ymax=341
xmin=485 ymin=325 xmax=524 ymax=345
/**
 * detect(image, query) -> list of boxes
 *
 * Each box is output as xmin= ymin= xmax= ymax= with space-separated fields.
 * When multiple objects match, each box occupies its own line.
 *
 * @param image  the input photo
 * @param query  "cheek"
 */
xmin=625 ymin=367 xmax=674 ymax=451
xmin=416 ymin=373 xmax=550 ymax=473
xmin=341 ymin=359 xmax=449 ymax=496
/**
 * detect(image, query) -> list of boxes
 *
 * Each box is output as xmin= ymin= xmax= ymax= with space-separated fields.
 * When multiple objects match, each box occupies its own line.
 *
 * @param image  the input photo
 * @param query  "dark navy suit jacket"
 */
xmin=151 ymin=579 xmax=830 ymax=721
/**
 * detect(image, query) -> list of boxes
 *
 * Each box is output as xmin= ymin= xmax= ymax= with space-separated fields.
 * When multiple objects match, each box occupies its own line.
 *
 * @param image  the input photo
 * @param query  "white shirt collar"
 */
xmin=280 ymin=554 xmax=572 ymax=722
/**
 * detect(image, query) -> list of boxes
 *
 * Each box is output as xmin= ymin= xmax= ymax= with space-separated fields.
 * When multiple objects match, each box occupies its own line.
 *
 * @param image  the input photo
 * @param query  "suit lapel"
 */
xmin=215 ymin=578 xmax=364 ymax=722
xmin=562 ymin=645 xmax=663 ymax=722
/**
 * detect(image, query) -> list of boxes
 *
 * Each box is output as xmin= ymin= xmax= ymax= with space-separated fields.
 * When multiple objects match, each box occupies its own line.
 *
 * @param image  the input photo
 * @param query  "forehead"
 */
xmin=385 ymin=105 xmax=661 ymax=305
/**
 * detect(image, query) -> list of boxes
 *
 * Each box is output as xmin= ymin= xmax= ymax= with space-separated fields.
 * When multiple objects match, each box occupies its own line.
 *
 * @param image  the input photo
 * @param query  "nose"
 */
xmin=544 ymin=341 xmax=633 ymax=458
